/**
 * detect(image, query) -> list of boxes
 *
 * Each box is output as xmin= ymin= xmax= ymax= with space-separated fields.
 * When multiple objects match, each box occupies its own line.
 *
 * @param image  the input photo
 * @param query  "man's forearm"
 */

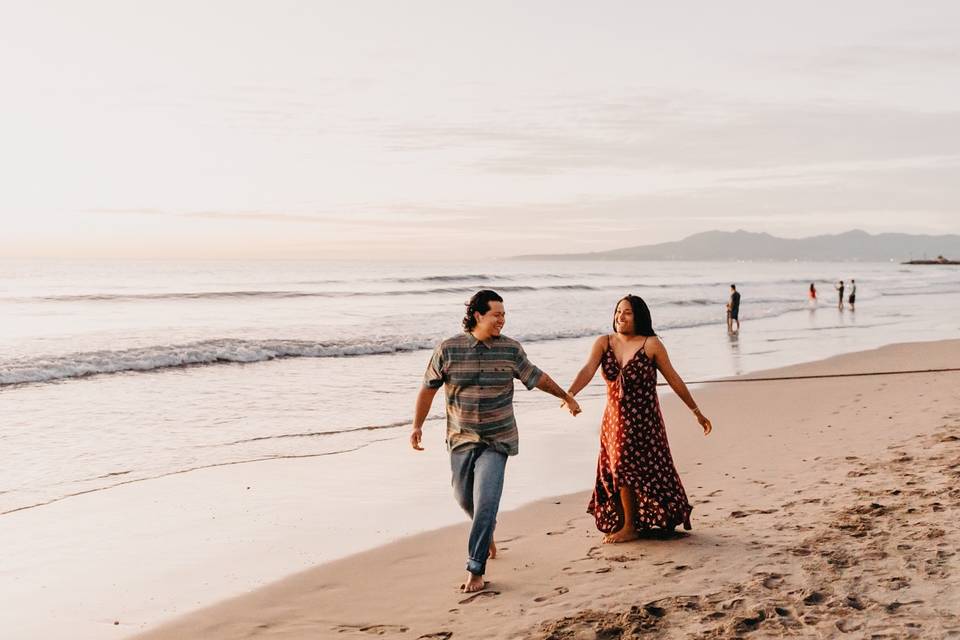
xmin=535 ymin=373 xmax=571 ymax=401
xmin=413 ymin=386 xmax=439 ymax=428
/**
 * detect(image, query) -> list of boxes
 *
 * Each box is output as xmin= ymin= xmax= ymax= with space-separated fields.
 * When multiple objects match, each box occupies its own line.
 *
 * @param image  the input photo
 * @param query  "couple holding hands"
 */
xmin=410 ymin=290 xmax=713 ymax=593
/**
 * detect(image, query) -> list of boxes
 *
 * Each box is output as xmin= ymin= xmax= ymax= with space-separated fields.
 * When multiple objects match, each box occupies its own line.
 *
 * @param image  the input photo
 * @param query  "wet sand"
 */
xmin=134 ymin=339 xmax=960 ymax=639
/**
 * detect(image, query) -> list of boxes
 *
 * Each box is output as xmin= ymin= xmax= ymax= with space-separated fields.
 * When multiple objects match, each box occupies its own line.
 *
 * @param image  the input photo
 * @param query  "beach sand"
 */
xmin=134 ymin=339 xmax=960 ymax=639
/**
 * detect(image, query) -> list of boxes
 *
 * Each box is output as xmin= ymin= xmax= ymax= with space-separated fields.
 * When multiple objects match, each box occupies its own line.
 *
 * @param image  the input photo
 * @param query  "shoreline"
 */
xmin=6 ymin=283 xmax=960 ymax=520
xmin=131 ymin=339 xmax=960 ymax=639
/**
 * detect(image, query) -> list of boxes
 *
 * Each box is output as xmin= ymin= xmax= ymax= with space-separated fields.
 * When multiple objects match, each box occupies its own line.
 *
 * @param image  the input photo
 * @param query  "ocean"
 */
xmin=2 ymin=259 xmax=959 ymax=517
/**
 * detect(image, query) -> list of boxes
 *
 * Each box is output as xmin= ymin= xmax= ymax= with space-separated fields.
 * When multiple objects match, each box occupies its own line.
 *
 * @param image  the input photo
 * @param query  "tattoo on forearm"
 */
xmin=539 ymin=375 xmax=567 ymax=399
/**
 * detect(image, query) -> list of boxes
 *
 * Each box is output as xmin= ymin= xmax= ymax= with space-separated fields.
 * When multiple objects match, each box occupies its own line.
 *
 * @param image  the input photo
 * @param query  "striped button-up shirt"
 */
xmin=423 ymin=332 xmax=543 ymax=456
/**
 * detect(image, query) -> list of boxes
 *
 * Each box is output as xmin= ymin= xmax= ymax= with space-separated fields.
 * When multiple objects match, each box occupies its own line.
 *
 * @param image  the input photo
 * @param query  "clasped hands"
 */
xmin=561 ymin=394 xmax=582 ymax=416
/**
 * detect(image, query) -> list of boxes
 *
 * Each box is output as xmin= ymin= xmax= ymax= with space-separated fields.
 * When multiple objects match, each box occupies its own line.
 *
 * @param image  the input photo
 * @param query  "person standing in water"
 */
xmin=727 ymin=284 xmax=741 ymax=332
xmin=848 ymin=279 xmax=857 ymax=310
xmin=564 ymin=295 xmax=712 ymax=543
xmin=835 ymin=280 xmax=845 ymax=310
xmin=410 ymin=289 xmax=581 ymax=593
xmin=809 ymin=282 xmax=817 ymax=306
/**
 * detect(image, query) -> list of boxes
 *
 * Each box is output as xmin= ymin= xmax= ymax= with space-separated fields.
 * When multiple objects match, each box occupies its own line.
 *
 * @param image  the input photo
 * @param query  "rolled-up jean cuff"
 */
xmin=467 ymin=558 xmax=485 ymax=576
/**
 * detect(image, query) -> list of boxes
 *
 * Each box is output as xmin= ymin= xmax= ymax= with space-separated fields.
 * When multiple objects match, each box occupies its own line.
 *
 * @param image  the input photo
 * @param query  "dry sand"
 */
xmin=135 ymin=340 xmax=960 ymax=639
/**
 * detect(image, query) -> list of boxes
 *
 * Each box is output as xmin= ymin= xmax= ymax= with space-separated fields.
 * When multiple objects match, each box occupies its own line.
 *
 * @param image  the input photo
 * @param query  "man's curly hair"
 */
xmin=463 ymin=289 xmax=504 ymax=331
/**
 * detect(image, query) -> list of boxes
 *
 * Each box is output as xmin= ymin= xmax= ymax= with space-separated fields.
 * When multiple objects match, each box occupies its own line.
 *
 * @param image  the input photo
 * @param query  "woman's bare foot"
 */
xmin=461 ymin=573 xmax=486 ymax=593
xmin=488 ymin=540 xmax=497 ymax=559
xmin=603 ymin=528 xmax=639 ymax=544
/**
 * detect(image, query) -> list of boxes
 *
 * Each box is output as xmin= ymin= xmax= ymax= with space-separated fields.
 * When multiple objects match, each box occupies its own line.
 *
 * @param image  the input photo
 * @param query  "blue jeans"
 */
xmin=450 ymin=445 xmax=507 ymax=576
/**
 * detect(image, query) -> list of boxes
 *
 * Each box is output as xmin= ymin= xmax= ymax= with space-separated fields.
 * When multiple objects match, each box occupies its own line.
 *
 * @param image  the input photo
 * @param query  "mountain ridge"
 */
xmin=514 ymin=229 xmax=960 ymax=261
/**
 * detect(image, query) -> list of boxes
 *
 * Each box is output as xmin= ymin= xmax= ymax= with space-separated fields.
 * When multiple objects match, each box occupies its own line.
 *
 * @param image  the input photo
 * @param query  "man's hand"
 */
xmin=410 ymin=386 xmax=439 ymax=452
xmin=410 ymin=426 xmax=424 ymax=451
xmin=561 ymin=395 xmax=582 ymax=416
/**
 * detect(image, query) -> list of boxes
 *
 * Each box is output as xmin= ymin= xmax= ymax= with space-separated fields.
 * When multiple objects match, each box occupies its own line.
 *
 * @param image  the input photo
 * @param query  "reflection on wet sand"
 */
xmin=726 ymin=328 xmax=742 ymax=375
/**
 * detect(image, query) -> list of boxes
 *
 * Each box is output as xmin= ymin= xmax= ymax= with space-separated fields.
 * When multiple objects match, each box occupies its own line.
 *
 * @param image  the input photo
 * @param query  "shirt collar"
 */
xmin=467 ymin=332 xmax=494 ymax=349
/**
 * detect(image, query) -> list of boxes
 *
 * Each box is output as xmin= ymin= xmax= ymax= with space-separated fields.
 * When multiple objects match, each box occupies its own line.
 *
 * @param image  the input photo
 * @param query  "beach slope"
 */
xmin=135 ymin=340 xmax=960 ymax=639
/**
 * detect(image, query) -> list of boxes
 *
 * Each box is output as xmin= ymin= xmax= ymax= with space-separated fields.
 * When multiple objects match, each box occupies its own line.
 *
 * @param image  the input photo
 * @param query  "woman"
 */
xmin=809 ymin=282 xmax=817 ymax=305
xmin=564 ymin=295 xmax=712 ymax=543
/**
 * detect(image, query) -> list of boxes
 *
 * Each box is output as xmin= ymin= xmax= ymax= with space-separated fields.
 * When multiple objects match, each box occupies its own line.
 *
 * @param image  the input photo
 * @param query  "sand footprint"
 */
xmin=334 ymin=624 xmax=410 ymax=635
xmin=835 ymin=619 xmax=864 ymax=633
xmin=583 ymin=545 xmax=603 ymax=560
xmin=759 ymin=573 xmax=785 ymax=589
xmin=773 ymin=605 xmax=796 ymax=619
xmin=606 ymin=554 xmax=638 ymax=563
xmin=458 ymin=590 xmax=500 ymax=605
xmin=729 ymin=508 xmax=778 ymax=519
xmin=884 ymin=599 xmax=923 ymax=613
xmin=732 ymin=610 xmax=767 ymax=633
xmin=534 ymin=586 xmax=569 ymax=602
xmin=887 ymin=576 xmax=910 ymax=590
xmin=802 ymin=590 xmax=828 ymax=606
xmin=546 ymin=518 xmax=583 ymax=536
xmin=663 ymin=564 xmax=690 ymax=577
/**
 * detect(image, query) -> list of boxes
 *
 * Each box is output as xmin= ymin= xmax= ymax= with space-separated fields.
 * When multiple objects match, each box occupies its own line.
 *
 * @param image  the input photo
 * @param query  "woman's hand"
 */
xmin=694 ymin=409 xmax=712 ymax=435
xmin=561 ymin=395 xmax=582 ymax=416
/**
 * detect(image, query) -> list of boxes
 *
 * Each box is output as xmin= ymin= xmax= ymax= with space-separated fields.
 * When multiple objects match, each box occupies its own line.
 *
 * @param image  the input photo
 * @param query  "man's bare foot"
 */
xmin=461 ymin=573 xmax=486 ymax=593
xmin=603 ymin=528 xmax=639 ymax=544
xmin=488 ymin=540 xmax=497 ymax=559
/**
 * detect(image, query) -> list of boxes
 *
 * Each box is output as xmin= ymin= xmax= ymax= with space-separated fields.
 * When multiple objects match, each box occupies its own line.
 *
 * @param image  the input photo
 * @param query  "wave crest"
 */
xmin=25 ymin=283 xmax=598 ymax=303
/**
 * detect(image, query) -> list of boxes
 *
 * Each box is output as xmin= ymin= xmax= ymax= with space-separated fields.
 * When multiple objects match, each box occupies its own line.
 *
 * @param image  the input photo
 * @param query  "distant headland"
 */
xmin=513 ymin=229 xmax=960 ymax=262
xmin=902 ymin=255 xmax=960 ymax=265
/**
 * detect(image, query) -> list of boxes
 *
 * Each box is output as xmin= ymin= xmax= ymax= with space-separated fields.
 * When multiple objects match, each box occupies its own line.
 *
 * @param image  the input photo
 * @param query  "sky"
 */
xmin=1 ymin=1 xmax=959 ymax=259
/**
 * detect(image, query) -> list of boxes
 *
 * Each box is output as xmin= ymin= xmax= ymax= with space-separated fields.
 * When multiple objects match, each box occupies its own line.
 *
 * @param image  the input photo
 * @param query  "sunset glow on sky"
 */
xmin=2 ymin=1 xmax=959 ymax=259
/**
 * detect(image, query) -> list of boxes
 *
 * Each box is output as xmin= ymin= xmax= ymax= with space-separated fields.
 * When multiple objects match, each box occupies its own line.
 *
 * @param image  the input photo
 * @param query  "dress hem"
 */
xmin=588 ymin=484 xmax=694 ymax=535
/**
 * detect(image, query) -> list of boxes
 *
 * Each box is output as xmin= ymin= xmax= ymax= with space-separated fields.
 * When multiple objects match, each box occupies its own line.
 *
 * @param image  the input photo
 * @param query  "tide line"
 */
xmin=668 ymin=367 xmax=960 ymax=386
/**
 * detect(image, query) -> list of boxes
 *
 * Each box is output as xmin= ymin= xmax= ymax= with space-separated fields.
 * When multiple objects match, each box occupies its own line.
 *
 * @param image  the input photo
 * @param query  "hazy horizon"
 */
xmin=2 ymin=1 xmax=959 ymax=259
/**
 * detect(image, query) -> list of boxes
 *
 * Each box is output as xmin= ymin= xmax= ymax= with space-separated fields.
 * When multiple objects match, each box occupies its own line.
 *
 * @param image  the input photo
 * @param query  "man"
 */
xmin=836 ymin=280 xmax=845 ymax=310
xmin=848 ymin=279 xmax=856 ymax=311
xmin=410 ymin=290 xmax=581 ymax=593
xmin=727 ymin=284 xmax=741 ymax=332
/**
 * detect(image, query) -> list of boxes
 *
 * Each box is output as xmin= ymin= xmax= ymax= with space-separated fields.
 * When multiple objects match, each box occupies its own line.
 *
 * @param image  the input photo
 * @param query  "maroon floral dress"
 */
xmin=587 ymin=336 xmax=693 ymax=533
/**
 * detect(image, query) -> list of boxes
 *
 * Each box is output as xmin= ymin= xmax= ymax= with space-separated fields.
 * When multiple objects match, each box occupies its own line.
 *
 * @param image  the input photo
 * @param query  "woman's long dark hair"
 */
xmin=463 ymin=289 xmax=504 ymax=331
xmin=613 ymin=294 xmax=656 ymax=336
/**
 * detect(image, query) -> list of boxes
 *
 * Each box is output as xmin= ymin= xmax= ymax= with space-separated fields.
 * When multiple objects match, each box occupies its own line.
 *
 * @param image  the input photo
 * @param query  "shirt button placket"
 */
xmin=478 ymin=349 xmax=484 ymax=388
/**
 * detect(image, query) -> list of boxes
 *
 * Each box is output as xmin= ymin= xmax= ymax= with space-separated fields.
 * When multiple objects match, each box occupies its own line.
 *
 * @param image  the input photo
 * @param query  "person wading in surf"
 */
xmin=410 ymin=289 xmax=581 ymax=593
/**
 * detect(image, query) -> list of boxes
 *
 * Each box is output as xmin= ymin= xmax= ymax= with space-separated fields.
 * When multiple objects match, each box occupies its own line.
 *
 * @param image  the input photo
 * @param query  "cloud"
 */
xmin=794 ymin=43 xmax=960 ymax=75
xmin=85 ymin=207 xmax=483 ymax=227
xmin=371 ymin=157 xmax=960 ymax=238
xmin=88 ymin=209 xmax=334 ymax=223
xmin=85 ymin=208 xmax=168 ymax=215
xmin=376 ymin=99 xmax=960 ymax=176
xmin=181 ymin=211 xmax=329 ymax=223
